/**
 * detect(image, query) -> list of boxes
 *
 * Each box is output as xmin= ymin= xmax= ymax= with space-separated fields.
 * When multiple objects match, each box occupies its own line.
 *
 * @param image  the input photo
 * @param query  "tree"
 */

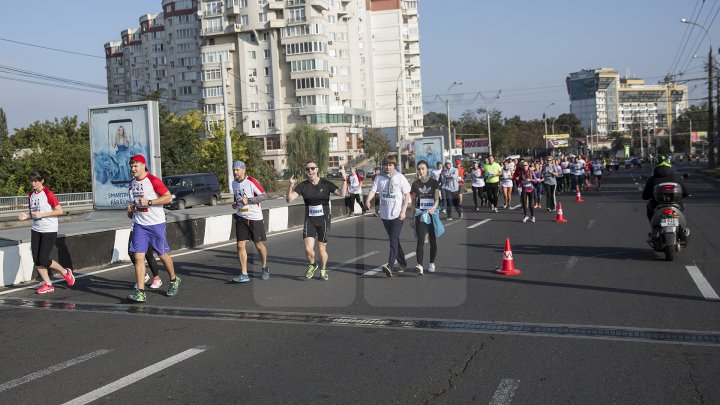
xmin=0 ymin=108 xmax=7 ymax=137
xmin=285 ymin=123 xmax=330 ymax=176
xmin=159 ymin=107 xmax=205 ymax=175
xmin=363 ymin=127 xmax=391 ymax=167
xmin=423 ymin=111 xmax=448 ymax=128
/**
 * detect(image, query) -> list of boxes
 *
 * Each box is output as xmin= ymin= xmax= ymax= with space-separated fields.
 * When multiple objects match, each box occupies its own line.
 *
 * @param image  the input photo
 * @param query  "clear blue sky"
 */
xmin=1 ymin=0 xmax=719 ymax=133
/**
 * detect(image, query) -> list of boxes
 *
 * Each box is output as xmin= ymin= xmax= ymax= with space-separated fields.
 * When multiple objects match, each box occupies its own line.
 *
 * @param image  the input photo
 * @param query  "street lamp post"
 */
xmin=396 ymin=64 xmax=415 ymax=168
xmin=543 ymin=102 xmax=555 ymax=156
xmin=446 ymin=81 xmax=462 ymax=158
xmin=681 ymin=18 xmax=716 ymax=167
xmin=481 ymin=91 xmax=502 ymax=157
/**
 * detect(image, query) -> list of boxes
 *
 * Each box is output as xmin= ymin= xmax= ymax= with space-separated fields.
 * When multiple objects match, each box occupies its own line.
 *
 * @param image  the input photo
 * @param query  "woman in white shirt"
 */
xmin=500 ymin=160 xmax=515 ymax=209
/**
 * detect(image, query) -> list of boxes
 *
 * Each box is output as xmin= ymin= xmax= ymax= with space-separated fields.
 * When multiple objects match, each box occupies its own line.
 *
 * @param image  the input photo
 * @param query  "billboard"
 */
xmin=89 ymin=101 xmax=161 ymax=209
xmin=414 ymin=136 xmax=444 ymax=169
xmin=463 ymin=138 xmax=489 ymax=154
xmin=691 ymin=131 xmax=707 ymax=143
xmin=544 ymin=133 xmax=570 ymax=149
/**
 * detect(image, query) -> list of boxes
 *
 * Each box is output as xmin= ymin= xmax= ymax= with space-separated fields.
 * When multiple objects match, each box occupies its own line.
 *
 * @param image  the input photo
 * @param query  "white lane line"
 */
xmin=363 ymin=252 xmax=417 ymax=276
xmin=62 ymin=346 xmax=207 ymax=405
xmin=326 ymin=251 xmax=379 ymax=272
xmin=489 ymin=378 xmax=520 ymax=405
xmin=565 ymin=256 xmax=578 ymax=270
xmin=510 ymin=204 xmax=521 ymax=210
xmin=468 ymin=219 xmax=492 ymax=229
xmin=0 ymin=213 xmax=368 ymax=296
xmin=0 ymin=349 xmax=111 ymax=393
xmin=685 ymin=265 xmax=720 ymax=301
xmin=586 ymin=219 xmax=595 ymax=229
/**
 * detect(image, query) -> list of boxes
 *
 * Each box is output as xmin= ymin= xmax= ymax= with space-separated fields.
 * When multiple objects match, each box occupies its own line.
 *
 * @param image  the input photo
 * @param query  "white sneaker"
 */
xmin=415 ymin=264 xmax=424 ymax=276
xmin=428 ymin=263 xmax=436 ymax=272
xmin=150 ymin=276 xmax=163 ymax=289
xmin=134 ymin=273 xmax=151 ymax=289
xmin=531 ymin=216 xmax=536 ymax=223
xmin=522 ymin=216 xmax=529 ymax=223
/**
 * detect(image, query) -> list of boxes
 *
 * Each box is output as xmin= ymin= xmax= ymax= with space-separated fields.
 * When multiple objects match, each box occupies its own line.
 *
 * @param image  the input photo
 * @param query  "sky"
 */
xmin=1 ymin=0 xmax=719 ymax=134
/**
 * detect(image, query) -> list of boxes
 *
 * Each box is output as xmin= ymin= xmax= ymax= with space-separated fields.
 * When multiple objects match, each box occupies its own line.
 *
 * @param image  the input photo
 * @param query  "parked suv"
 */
xmin=162 ymin=172 xmax=221 ymax=210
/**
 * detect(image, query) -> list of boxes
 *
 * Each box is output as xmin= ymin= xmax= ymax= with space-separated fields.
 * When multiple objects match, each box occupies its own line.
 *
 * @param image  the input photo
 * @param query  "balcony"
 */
xmin=308 ymin=0 xmax=329 ymax=11
xmin=268 ymin=0 xmax=284 ymax=10
xmin=287 ymin=16 xmax=307 ymax=24
xmin=227 ymin=5 xmax=241 ymax=15
xmin=401 ymin=7 xmax=417 ymax=16
xmin=203 ymin=27 xmax=225 ymax=37
xmin=270 ymin=18 xmax=286 ymax=28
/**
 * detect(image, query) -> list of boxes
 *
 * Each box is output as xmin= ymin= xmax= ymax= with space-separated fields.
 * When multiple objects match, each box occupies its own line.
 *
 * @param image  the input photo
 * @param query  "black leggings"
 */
xmin=522 ymin=191 xmax=535 ymax=216
xmin=486 ymin=183 xmax=500 ymax=207
xmin=545 ymin=184 xmax=557 ymax=210
xmin=31 ymin=230 xmax=56 ymax=268
xmin=129 ymin=231 xmax=159 ymax=277
xmin=414 ymin=217 xmax=437 ymax=265
xmin=472 ymin=186 xmax=486 ymax=207
xmin=345 ymin=193 xmax=365 ymax=213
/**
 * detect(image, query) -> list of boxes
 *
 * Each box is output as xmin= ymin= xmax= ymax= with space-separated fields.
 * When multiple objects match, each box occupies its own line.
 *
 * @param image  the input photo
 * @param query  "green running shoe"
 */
xmin=320 ymin=269 xmax=328 ymax=281
xmin=167 ymin=276 xmax=182 ymax=296
xmin=305 ymin=263 xmax=318 ymax=279
xmin=128 ymin=288 xmax=146 ymax=303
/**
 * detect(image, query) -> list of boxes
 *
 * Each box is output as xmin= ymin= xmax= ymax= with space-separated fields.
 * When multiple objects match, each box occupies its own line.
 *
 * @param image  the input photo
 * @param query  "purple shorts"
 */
xmin=130 ymin=223 xmax=170 ymax=255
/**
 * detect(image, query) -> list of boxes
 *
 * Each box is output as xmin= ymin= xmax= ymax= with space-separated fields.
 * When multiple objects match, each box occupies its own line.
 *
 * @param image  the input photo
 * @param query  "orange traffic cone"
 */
xmin=575 ymin=190 xmax=584 ymax=202
xmin=495 ymin=237 xmax=521 ymax=276
xmin=554 ymin=202 xmax=568 ymax=223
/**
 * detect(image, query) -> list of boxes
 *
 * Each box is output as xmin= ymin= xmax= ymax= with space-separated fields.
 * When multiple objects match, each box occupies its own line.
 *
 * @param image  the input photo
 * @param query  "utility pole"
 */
xmin=709 ymin=49 xmax=715 ymax=167
xmin=221 ymin=54 xmax=233 ymax=193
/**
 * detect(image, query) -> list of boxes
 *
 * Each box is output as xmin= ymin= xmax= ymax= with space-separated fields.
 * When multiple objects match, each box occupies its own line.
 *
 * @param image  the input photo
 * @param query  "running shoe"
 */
xmin=475 ymin=207 xmax=480 ymax=211
xmin=531 ymin=216 xmax=536 ymax=223
xmin=305 ymin=263 xmax=318 ymax=279
xmin=522 ymin=216 xmax=529 ymax=223
xmin=493 ymin=207 xmax=499 ymax=213
xmin=446 ymin=216 xmax=453 ymax=221
xmin=428 ymin=263 xmax=436 ymax=272
xmin=458 ymin=212 xmax=464 ymax=219
xmin=320 ymin=269 xmax=329 ymax=281
xmin=150 ymin=276 xmax=163 ymax=289
xmin=415 ymin=264 xmax=424 ymax=276
xmin=232 ymin=273 xmax=250 ymax=283
xmin=166 ymin=276 xmax=182 ymax=296
xmin=134 ymin=273 xmax=151 ymax=289
xmin=396 ymin=265 xmax=406 ymax=273
xmin=381 ymin=265 xmax=393 ymax=278
xmin=127 ymin=288 xmax=146 ymax=302
xmin=63 ymin=268 xmax=75 ymax=287
xmin=261 ymin=266 xmax=270 ymax=280
xmin=36 ymin=282 xmax=54 ymax=294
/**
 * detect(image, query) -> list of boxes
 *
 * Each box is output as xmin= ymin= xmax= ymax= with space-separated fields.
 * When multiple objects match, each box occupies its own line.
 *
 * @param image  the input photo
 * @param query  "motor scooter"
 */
xmin=646 ymin=177 xmax=690 ymax=261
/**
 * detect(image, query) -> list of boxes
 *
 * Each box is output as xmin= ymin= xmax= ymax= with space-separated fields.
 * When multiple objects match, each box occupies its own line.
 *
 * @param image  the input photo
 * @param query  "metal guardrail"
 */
xmin=0 ymin=192 xmax=93 ymax=213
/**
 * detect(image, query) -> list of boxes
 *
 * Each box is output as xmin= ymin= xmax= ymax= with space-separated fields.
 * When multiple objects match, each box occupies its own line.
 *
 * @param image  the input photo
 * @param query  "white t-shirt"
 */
xmin=471 ymin=168 xmax=485 ymax=187
xmin=348 ymin=174 xmax=361 ymax=194
xmin=129 ymin=173 xmax=168 ymax=226
xmin=574 ymin=160 xmax=586 ymax=176
xmin=370 ymin=173 xmax=411 ymax=220
xmin=561 ymin=161 xmax=571 ymax=174
xmin=430 ymin=168 xmax=442 ymax=181
xmin=232 ymin=176 xmax=265 ymax=221
xmin=29 ymin=188 xmax=60 ymax=233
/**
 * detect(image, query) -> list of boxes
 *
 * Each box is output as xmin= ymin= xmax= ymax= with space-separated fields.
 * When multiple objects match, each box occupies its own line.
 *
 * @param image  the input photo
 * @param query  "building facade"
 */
xmin=566 ymin=68 xmax=688 ymax=136
xmin=104 ymin=0 xmax=422 ymax=171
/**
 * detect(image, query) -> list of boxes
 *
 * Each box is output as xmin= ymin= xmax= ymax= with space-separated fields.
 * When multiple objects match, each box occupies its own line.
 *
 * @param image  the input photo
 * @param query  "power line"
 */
xmin=0 ymin=37 xmax=104 ymax=59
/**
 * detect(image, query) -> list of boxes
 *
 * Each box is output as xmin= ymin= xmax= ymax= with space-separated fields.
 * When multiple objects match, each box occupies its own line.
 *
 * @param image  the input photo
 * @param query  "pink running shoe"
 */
xmin=37 ymin=282 xmax=54 ymax=294
xmin=150 ymin=276 xmax=163 ymax=289
xmin=63 ymin=268 xmax=75 ymax=287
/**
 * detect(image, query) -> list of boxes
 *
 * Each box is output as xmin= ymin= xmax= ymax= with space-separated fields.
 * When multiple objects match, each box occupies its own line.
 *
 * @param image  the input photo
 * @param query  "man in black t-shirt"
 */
xmin=286 ymin=160 xmax=347 ymax=281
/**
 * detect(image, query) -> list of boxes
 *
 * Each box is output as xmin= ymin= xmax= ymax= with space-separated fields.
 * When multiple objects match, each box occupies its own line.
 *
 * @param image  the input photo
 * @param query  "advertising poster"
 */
xmin=544 ymin=133 xmax=570 ymax=149
xmin=463 ymin=138 xmax=489 ymax=154
xmin=414 ymin=136 xmax=444 ymax=169
xmin=88 ymin=101 xmax=161 ymax=209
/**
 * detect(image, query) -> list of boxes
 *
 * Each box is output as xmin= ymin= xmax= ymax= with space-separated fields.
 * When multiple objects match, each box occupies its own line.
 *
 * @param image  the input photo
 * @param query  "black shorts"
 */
xmin=31 ymin=230 xmax=56 ymax=268
xmin=235 ymin=216 xmax=266 ymax=243
xmin=303 ymin=217 xmax=330 ymax=243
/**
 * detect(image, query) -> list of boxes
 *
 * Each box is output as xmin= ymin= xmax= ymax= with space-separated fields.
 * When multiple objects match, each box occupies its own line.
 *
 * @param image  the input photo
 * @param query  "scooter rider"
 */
xmin=641 ymin=156 xmax=688 ymax=222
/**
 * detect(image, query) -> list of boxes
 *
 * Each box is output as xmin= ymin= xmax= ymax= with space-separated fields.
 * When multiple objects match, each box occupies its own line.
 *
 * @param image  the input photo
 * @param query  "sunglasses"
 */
xmin=305 ymin=167 xmax=318 ymax=171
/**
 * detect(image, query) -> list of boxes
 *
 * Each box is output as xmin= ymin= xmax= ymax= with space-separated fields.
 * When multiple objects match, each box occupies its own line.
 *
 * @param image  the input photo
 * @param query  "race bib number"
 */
xmin=381 ymin=193 xmax=396 ymax=201
xmin=472 ymin=178 xmax=485 ymax=187
xmin=238 ymin=206 xmax=251 ymax=213
xmin=419 ymin=198 xmax=434 ymax=210
xmin=308 ymin=205 xmax=324 ymax=217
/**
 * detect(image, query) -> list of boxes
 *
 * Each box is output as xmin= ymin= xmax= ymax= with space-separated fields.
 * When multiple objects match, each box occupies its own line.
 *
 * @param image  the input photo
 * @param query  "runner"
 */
xmin=17 ymin=170 xmax=75 ymax=294
xmin=345 ymin=166 xmax=366 ymax=216
xmin=456 ymin=159 xmax=466 ymax=208
xmin=365 ymin=156 xmax=412 ymax=277
xmin=128 ymin=220 xmax=161 ymax=290
xmin=483 ymin=155 xmax=502 ymax=212
xmin=517 ymin=161 xmax=537 ymax=222
xmin=561 ymin=156 xmax=572 ymax=194
xmin=500 ymin=160 xmax=514 ymax=208
xmin=440 ymin=160 xmax=462 ymax=220
xmin=543 ymin=157 xmax=560 ymax=211
xmin=470 ymin=160 xmax=485 ymax=210
xmin=126 ymin=154 xmax=181 ymax=302
xmin=410 ymin=160 xmax=443 ymax=275
xmin=431 ymin=161 xmax=445 ymax=214
xmin=230 ymin=160 xmax=269 ymax=283
xmin=592 ymin=159 xmax=604 ymax=191
xmin=286 ymin=160 xmax=347 ymax=281
xmin=573 ymin=155 xmax=586 ymax=194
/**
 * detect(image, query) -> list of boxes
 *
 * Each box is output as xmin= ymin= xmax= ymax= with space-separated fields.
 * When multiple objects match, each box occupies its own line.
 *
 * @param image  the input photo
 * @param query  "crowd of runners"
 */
xmin=17 ymin=152 xmax=623 ymax=301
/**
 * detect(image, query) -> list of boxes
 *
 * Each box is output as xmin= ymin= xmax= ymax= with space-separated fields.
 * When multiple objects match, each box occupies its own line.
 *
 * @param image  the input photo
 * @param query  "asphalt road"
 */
xmin=1 ymin=166 xmax=719 ymax=404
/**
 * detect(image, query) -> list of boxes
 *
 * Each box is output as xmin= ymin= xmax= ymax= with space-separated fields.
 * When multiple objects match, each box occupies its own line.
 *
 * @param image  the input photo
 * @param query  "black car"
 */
xmin=326 ymin=169 xmax=342 ymax=178
xmin=163 ymin=172 xmax=221 ymax=210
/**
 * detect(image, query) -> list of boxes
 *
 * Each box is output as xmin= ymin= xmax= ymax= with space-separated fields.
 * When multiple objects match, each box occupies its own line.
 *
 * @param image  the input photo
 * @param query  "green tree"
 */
xmin=285 ymin=123 xmax=330 ymax=176
xmin=159 ymin=107 xmax=204 ymax=175
xmin=362 ymin=127 xmax=391 ymax=167
xmin=423 ymin=111 xmax=448 ymax=128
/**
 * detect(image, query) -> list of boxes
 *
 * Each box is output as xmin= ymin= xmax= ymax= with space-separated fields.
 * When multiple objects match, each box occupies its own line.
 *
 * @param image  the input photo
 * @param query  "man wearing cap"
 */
xmin=230 ymin=160 xmax=269 ymax=283
xmin=126 ymin=154 xmax=181 ymax=302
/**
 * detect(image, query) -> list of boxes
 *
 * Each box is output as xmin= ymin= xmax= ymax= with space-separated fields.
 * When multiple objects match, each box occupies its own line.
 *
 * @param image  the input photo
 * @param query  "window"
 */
xmin=155 ymin=69 xmax=167 ymax=79
xmin=329 ymin=156 xmax=339 ymax=167
xmin=356 ymin=134 xmax=363 ymax=149
xmin=263 ymin=49 xmax=271 ymax=58
xmin=266 ymin=101 xmax=274 ymax=110
xmin=203 ymin=86 xmax=223 ymax=97
xmin=201 ymin=51 xmax=229 ymax=63
xmin=206 ymin=18 xmax=222 ymax=33
xmin=265 ymin=84 xmax=273 ymax=93
xmin=329 ymin=135 xmax=338 ymax=150
xmin=346 ymin=133 xmax=353 ymax=149
xmin=250 ymin=102 xmax=259 ymax=111
xmin=251 ymin=120 xmax=261 ymax=128
xmin=249 ymin=85 xmax=258 ymax=94
xmin=241 ymin=15 xmax=249 ymax=25
xmin=267 ymin=119 xmax=275 ymax=128
xmin=328 ymin=15 xmax=336 ymax=23
xmin=287 ymin=7 xmax=306 ymax=23
xmin=203 ymin=68 xmax=222 ymax=81
xmin=180 ymin=86 xmax=193 ymax=95
xmin=204 ymin=104 xmax=225 ymax=115
xmin=262 ymin=32 xmax=269 ymax=41
xmin=264 ymin=67 xmax=270 ymax=76
xmin=339 ymin=49 xmax=348 ymax=58
xmin=248 ymin=50 xmax=257 ymax=59
xmin=248 ymin=68 xmax=257 ymax=77
xmin=258 ymin=13 xmax=267 ymax=23
xmin=266 ymin=136 xmax=280 ymax=150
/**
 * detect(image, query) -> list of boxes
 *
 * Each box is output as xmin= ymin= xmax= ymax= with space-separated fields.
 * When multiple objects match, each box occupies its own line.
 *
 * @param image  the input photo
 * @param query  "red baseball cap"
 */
xmin=130 ymin=154 xmax=146 ymax=165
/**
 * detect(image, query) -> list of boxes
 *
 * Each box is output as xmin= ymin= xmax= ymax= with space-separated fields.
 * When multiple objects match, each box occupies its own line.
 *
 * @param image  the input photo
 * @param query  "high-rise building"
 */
xmin=104 ymin=0 xmax=422 ymax=170
xmin=566 ymin=68 xmax=688 ymax=136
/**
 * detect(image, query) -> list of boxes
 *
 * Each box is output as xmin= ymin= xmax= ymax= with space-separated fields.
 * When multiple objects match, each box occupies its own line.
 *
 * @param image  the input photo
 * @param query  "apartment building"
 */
xmin=566 ymin=68 xmax=688 ymax=136
xmin=104 ymin=0 xmax=423 ymax=171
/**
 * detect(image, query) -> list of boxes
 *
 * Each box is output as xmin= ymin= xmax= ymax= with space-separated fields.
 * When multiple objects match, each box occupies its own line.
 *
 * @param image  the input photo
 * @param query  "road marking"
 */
xmin=510 ymin=204 xmax=521 ymax=210
xmin=565 ymin=256 xmax=578 ymax=269
xmin=363 ymin=252 xmax=417 ymax=276
xmin=489 ymin=378 xmax=520 ymax=405
xmin=587 ymin=219 xmax=595 ymax=230
xmin=326 ymin=251 xmax=379 ymax=272
xmin=0 ymin=349 xmax=111 ymax=393
xmin=685 ymin=265 xmax=720 ymax=300
xmin=62 ymin=346 xmax=207 ymax=405
xmin=468 ymin=219 xmax=492 ymax=229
